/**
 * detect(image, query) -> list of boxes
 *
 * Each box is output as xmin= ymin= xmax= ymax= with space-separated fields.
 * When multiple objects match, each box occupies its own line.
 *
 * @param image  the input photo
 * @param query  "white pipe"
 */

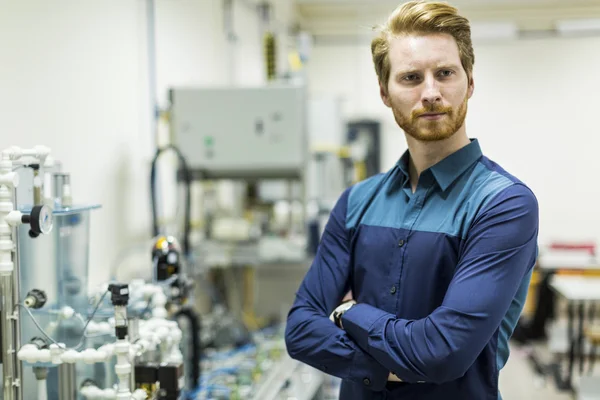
xmin=17 ymin=340 xmax=154 ymax=365
xmin=0 ymin=146 xmax=52 ymax=277
xmin=80 ymin=384 xmax=147 ymax=400
xmin=16 ymin=325 xmax=163 ymax=365
xmin=166 ymin=321 xmax=183 ymax=364
xmin=37 ymin=378 xmax=47 ymax=400
xmin=80 ymin=385 xmax=116 ymax=400
xmin=114 ymin=340 xmax=132 ymax=399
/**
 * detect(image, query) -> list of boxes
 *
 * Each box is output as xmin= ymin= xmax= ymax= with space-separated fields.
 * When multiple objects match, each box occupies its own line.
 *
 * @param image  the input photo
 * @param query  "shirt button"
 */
xmin=398 ymin=239 xmax=405 ymax=247
xmin=363 ymin=378 xmax=371 ymax=386
xmin=390 ymin=286 xmax=397 ymax=294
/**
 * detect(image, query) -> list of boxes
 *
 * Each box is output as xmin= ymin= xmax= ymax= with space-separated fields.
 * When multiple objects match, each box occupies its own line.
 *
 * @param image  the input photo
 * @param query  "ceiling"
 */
xmin=294 ymin=0 xmax=600 ymax=38
xmin=295 ymin=0 xmax=600 ymax=4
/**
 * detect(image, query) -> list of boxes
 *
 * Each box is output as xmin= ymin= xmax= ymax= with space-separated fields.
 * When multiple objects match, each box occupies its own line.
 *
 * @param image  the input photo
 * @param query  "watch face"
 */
xmin=39 ymin=205 xmax=53 ymax=234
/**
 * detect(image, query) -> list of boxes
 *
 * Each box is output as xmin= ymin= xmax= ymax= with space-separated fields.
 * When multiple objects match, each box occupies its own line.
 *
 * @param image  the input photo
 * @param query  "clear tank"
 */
xmin=17 ymin=204 xmax=100 ymax=400
xmin=18 ymin=206 xmax=100 ymax=339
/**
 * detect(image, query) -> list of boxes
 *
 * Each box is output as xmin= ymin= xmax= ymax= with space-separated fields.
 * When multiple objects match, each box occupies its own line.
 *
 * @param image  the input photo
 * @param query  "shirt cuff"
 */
xmin=342 ymin=303 xmax=393 ymax=353
xmin=350 ymin=339 xmax=390 ymax=391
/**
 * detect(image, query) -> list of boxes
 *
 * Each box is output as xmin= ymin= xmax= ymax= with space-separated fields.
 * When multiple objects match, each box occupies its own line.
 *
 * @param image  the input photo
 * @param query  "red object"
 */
xmin=549 ymin=242 xmax=596 ymax=256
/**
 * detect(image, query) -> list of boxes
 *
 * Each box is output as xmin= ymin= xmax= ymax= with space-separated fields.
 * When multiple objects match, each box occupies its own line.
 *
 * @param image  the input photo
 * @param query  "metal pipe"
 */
xmin=287 ymin=180 xmax=293 ymax=233
xmin=1 ymin=274 xmax=16 ymax=400
xmin=33 ymin=169 xmax=42 ymax=206
xmin=11 ymin=227 xmax=22 ymax=400
xmin=58 ymin=364 xmax=76 ymax=400
xmin=129 ymin=318 xmax=139 ymax=391
xmin=146 ymin=0 xmax=159 ymax=147
xmin=223 ymin=0 xmax=236 ymax=84
xmin=11 ymin=190 xmax=22 ymax=400
xmin=1 ymin=154 xmax=16 ymax=400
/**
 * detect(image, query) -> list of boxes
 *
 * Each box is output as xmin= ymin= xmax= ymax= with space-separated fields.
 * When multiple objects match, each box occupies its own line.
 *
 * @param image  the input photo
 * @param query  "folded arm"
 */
xmin=341 ymin=184 xmax=539 ymax=384
xmin=284 ymin=187 xmax=390 ymax=391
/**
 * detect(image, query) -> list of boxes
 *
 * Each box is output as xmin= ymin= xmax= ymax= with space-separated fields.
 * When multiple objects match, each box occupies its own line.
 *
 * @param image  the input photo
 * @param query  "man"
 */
xmin=285 ymin=1 xmax=539 ymax=399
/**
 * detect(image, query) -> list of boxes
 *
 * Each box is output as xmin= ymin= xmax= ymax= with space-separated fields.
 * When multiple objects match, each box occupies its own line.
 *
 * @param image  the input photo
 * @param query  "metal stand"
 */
xmin=0 ymin=146 xmax=52 ymax=400
xmin=1 ymin=274 xmax=17 ymax=400
xmin=11 ymin=200 xmax=23 ymax=400
xmin=58 ymin=364 xmax=76 ymax=400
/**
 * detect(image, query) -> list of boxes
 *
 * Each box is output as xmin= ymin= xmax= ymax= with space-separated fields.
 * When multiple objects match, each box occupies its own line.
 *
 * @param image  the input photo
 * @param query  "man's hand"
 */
xmin=342 ymin=290 xmax=353 ymax=302
xmin=338 ymin=291 xmax=401 ymax=383
xmin=388 ymin=372 xmax=402 ymax=382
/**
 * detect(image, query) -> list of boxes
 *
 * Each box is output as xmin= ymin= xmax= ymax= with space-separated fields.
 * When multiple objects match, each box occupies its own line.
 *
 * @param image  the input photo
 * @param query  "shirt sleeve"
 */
xmin=341 ymin=183 xmax=539 ymax=384
xmin=284 ymin=187 xmax=390 ymax=391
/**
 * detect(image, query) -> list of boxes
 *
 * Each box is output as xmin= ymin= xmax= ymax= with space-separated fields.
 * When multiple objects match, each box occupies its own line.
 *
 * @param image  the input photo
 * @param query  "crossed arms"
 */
xmin=284 ymin=184 xmax=538 ymax=391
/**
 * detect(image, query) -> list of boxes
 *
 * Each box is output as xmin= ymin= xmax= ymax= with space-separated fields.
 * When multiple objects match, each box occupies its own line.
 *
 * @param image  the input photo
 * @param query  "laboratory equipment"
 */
xmin=1 ymin=145 xmax=54 ymax=400
xmin=2 ymin=144 xmax=193 ymax=400
xmin=13 ymin=153 xmax=100 ymax=400
xmin=150 ymin=235 xmax=200 ymax=395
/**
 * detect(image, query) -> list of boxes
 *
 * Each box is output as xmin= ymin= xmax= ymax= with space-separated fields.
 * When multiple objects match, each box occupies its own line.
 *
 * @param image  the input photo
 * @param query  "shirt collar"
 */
xmin=395 ymin=138 xmax=483 ymax=192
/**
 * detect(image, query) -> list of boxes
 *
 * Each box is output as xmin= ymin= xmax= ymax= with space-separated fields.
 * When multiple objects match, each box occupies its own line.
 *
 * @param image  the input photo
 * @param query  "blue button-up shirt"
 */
xmin=285 ymin=139 xmax=539 ymax=400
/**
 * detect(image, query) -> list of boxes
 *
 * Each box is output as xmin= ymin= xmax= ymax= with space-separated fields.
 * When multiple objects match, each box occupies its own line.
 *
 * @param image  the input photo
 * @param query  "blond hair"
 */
xmin=372 ymin=1 xmax=474 ymax=92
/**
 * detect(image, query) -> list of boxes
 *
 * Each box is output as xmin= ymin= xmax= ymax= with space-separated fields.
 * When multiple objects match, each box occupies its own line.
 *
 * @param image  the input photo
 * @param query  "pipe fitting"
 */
xmin=49 ymin=343 xmax=65 ymax=364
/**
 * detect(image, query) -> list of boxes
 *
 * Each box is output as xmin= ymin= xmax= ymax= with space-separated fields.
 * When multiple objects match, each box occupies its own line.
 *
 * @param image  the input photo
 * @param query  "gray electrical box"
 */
xmin=170 ymin=85 xmax=307 ymax=179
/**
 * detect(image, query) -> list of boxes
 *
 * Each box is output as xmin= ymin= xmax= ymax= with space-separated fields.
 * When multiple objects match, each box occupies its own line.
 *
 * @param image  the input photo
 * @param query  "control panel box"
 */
xmin=170 ymin=85 xmax=307 ymax=179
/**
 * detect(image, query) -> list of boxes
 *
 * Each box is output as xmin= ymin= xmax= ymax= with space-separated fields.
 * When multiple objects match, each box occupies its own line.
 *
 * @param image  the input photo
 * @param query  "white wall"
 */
xmin=307 ymin=35 xmax=600 ymax=247
xmin=0 ymin=0 xmax=297 ymax=286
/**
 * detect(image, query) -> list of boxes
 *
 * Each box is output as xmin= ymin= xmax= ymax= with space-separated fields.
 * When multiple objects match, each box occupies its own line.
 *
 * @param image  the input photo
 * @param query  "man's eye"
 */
xmin=403 ymin=74 xmax=419 ymax=81
xmin=439 ymin=70 xmax=454 ymax=77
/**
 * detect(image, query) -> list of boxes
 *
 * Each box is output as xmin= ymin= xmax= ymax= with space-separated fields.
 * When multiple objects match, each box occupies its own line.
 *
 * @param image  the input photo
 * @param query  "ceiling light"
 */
xmin=556 ymin=18 xmax=600 ymax=36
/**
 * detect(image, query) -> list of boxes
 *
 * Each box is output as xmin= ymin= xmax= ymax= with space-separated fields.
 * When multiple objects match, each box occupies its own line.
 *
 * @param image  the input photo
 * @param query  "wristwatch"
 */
xmin=330 ymin=300 xmax=357 ymax=329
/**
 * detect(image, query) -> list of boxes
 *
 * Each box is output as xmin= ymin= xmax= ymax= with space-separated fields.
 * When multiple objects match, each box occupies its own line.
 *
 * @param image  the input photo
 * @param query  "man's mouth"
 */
xmin=419 ymin=113 xmax=446 ymax=120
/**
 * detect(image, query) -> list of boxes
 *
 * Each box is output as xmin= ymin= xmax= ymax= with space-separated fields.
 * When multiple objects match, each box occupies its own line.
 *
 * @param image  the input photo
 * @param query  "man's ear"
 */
xmin=380 ymin=81 xmax=391 ymax=108
xmin=467 ymin=76 xmax=475 ymax=99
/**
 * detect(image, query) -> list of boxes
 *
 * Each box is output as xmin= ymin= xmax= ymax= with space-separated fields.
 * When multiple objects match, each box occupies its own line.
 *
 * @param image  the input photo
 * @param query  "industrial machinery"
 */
xmin=169 ymin=85 xmax=306 ymax=181
xmin=167 ymin=84 xmax=309 ymax=244
xmin=344 ymin=120 xmax=381 ymax=185
xmin=149 ymin=235 xmax=201 ymax=396
xmin=1 ymin=145 xmax=193 ymax=400
xmin=165 ymin=84 xmax=310 ymax=325
xmin=147 ymin=85 xmax=348 ymax=400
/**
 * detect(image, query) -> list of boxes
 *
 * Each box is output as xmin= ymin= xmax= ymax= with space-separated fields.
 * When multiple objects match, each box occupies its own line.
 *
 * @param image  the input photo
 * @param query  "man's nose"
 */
xmin=421 ymin=76 xmax=442 ymax=105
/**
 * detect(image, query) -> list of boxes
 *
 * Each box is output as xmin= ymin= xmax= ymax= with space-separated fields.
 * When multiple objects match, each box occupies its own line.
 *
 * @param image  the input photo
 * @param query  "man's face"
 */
xmin=380 ymin=33 xmax=474 ymax=142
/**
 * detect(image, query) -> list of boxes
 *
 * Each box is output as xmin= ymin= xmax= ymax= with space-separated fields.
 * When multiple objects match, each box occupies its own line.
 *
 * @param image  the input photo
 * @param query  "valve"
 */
xmin=24 ymin=289 xmax=47 ymax=309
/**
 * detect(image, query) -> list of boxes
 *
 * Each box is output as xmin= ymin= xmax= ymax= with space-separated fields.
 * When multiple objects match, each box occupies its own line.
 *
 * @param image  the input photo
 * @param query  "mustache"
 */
xmin=412 ymin=105 xmax=453 ymax=119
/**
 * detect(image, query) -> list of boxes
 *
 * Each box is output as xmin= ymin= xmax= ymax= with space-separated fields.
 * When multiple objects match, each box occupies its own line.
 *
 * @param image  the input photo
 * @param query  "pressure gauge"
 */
xmin=28 ymin=205 xmax=53 ymax=236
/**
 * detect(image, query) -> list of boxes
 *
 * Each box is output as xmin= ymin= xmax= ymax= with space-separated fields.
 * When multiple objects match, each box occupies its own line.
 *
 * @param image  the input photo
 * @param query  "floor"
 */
xmin=499 ymin=341 xmax=572 ymax=400
xmin=500 ymin=337 xmax=600 ymax=400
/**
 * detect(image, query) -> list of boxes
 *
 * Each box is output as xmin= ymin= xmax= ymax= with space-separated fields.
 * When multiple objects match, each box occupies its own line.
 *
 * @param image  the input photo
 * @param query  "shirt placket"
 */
xmin=391 ymin=176 xmax=433 ymax=313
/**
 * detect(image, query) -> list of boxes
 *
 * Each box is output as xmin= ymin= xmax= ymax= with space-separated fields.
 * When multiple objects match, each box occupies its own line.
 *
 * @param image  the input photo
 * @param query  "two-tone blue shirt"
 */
xmin=285 ymin=139 xmax=539 ymax=400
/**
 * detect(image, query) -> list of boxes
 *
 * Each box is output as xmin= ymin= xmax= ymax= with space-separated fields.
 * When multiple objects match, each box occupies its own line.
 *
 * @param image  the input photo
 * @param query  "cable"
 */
xmin=15 ymin=290 xmax=110 ymax=350
xmin=74 ymin=290 xmax=111 ymax=349
xmin=175 ymin=307 xmax=201 ymax=390
xmin=150 ymin=145 xmax=192 ymax=257
xmin=16 ymin=304 xmax=61 ymax=346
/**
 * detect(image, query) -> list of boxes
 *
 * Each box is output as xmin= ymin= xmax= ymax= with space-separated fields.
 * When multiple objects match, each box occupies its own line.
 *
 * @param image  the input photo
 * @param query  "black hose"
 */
xmin=150 ymin=145 xmax=192 ymax=256
xmin=175 ymin=307 xmax=201 ymax=391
